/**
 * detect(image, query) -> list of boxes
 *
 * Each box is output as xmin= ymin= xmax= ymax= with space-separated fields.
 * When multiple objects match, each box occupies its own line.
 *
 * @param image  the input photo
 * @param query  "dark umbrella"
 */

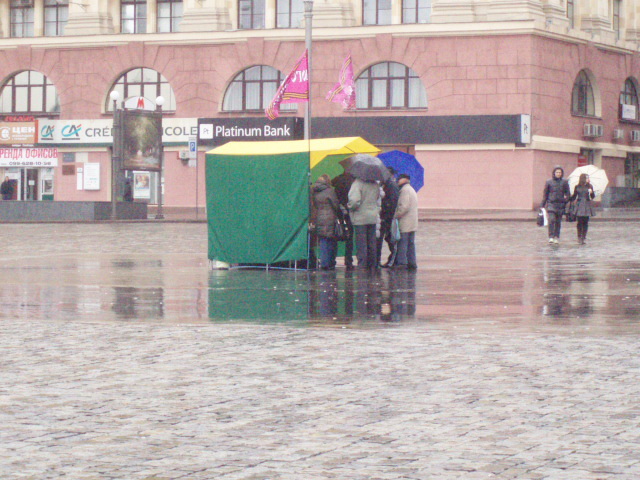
xmin=349 ymin=154 xmax=391 ymax=182
xmin=378 ymin=150 xmax=424 ymax=192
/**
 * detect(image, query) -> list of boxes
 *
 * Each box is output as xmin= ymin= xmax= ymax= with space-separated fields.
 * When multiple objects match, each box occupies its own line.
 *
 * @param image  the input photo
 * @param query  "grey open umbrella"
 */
xmin=349 ymin=154 xmax=391 ymax=182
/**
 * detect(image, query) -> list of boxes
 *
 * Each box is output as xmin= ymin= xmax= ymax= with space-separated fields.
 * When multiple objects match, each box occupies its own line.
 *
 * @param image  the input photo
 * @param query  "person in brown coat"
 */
xmin=311 ymin=174 xmax=341 ymax=270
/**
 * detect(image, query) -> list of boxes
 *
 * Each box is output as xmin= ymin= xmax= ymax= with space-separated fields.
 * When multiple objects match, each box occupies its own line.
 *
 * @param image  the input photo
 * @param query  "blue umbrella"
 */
xmin=378 ymin=150 xmax=424 ymax=192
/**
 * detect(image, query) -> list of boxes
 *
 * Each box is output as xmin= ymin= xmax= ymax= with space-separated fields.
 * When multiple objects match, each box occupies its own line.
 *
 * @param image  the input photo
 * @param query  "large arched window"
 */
xmin=107 ymin=68 xmax=176 ymax=112
xmin=222 ymin=65 xmax=296 ymax=112
xmin=355 ymin=62 xmax=427 ymax=110
xmin=620 ymin=78 xmax=639 ymax=121
xmin=0 ymin=71 xmax=60 ymax=114
xmin=571 ymin=70 xmax=596 ymax=117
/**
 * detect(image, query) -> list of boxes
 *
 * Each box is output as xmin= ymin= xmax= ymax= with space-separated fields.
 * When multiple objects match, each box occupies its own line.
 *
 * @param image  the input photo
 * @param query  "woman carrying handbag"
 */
xmin=568 ymin=173 xmax=596 ymax=245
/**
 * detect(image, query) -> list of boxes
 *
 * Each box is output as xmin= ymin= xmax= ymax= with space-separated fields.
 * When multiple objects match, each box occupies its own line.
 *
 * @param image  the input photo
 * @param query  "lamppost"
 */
xmin=155 ymin=95 xmax=165 ymax=220
xmin=303 ymin=0 xmax=313 ymax=141
xmin=109 ymin=90 xmax=121 ymax=220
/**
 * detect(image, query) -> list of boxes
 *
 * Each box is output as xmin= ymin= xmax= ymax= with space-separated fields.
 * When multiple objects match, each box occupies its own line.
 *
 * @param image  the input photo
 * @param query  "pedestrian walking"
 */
xmin=393 ymin=174 xmax=418 ymax=270
xmin=1 ymin=176 xmax=14 ymax=200
xmin=123 ymin=178 xmax=134 ymax=202
xmin=333 ymin=162 xmax=355 ymax=270
xmin=541 ymin=166 xmax=570 ymax=244
xmin=377 ymin=168 xmax=400 ymax=267
xmin=568 ymin=173 xmax=596 ymax=244
xmin=311 ymin=174 xmax=341 ymax=270
xmin=348 ymin=177 xmax=380 ymax=270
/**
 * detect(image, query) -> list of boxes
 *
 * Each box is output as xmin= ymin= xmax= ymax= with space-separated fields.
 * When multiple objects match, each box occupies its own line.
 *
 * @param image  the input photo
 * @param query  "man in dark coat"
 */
xmin=377 ymin=168 xmax=400 ymax=267
xmin=1 ymin=176 xmax=14 ymax=200
xmin=123 ymin=178 xmax=134 ymax=202
xmin=541 ymin=166 xmax=571 ymax=244
xmin=332 ymin=161 xmax=355 ymax=270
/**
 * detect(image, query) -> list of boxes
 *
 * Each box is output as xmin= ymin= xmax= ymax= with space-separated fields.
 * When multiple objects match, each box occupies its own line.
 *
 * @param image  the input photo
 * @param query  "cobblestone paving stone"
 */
xmin=1 ymin=222 xmax=640 ymax=479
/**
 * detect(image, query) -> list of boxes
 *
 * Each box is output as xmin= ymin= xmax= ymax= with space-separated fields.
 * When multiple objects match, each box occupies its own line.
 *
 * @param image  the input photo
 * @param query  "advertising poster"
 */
xmin=122 ymin=111 xmax=162 ymax=171
xmin=133 ymin=171 xmax=151 ymax=199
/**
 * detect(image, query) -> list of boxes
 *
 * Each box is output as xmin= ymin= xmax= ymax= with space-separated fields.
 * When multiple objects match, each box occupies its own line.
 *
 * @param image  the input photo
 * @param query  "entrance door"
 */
xmin=24 ymin=168 xmax=39 ymax=201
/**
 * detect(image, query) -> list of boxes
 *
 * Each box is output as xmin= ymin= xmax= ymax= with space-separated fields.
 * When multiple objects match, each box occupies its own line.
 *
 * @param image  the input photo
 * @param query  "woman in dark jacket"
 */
xmin=311 ymin=174 xmax=341 ymax=270
xmin=541 ymin=166 xmax=571 ymax=244
xmin=569 ymin=173 xmax=595 ymax=244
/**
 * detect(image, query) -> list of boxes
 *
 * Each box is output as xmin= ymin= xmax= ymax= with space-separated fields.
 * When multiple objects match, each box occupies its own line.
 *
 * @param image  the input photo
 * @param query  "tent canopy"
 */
xmin=205 ymin=137 xmax=379 ymax=265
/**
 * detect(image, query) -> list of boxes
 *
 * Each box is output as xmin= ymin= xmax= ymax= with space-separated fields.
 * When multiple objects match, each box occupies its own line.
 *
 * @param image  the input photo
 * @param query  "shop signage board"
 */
xmin=0 ymin=122 xmax=37 ymax=145
xmin=197 ymin=117 xmax=303 ymax=146
xmin=0 ymin=148 xmax=59 ymax=167
xmin=38 ymin=118 xmax=198 ymax=144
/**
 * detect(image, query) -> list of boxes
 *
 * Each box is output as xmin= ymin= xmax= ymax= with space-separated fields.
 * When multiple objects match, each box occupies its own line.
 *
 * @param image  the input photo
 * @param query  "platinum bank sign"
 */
xmin=38 ymin=118 xmax=198 ymax=144
xmin=198 ymin=117 xmax=303 ymax=146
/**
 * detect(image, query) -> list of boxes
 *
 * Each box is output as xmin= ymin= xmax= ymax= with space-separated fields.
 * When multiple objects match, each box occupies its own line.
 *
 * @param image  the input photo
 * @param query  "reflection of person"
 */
xmin=394 ymin=174 xmax=418 ymax=270
xmin=123 ymin=178 xmax=133 ymax=202
xmin=348 ymin=177 xmax=380 ymax=271
xmin=1 ymin=176 xmax=14 ymax=200
xmin=333 ymin=163 xmax=355 ymax=270
xmin=541 ymin=166 xmax=570 ymax=244
xmin=311 ymin=174 xmax=341 ymax=270
xmin=569 ymin=173 xmax=595 ymax=244
xmin=377 ymin=168 xmax=400 ymax=267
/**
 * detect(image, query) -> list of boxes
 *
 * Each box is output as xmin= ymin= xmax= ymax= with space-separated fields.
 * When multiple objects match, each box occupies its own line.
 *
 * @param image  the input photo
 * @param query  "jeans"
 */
xmin=318 ymin=237 xmax=337 ymax=269
xmin=547 ymin=210 xmax=563 ymax=239
xmin=395 ymin=232 xmax=416 ymax=267
xmin=354 ymin=224 xmax=377 ymax=269
xmin=343 ymin=214 xmax=354 ymax=267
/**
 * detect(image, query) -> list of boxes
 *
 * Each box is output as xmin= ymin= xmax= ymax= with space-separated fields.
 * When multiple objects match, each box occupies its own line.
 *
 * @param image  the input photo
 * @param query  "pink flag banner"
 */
xmin=326 ymin=54 xmax=356 ymax=109
xmin=265 ymin=50 xmax=309 ymax=120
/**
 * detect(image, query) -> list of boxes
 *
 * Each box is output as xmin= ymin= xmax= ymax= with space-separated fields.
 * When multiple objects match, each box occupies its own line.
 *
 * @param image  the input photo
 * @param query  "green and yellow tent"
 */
xmin=206 ymin=137 xmax=379 ymax=265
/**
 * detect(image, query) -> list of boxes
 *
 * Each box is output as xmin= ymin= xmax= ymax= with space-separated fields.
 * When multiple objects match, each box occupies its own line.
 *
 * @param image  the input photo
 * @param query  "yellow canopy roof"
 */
xmin=206 ymin=137 xmax=380 ymax=169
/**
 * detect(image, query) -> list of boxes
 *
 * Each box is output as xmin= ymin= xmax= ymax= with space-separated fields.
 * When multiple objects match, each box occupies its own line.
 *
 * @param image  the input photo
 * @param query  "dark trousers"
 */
xmin=354 ymin=224 xmax=377 ymax=269
xmin=376 ymin=219 xmax=396 ymax=266
xmin=395 ymin=232 xmax=416 ymax=267
xmin=547 ymin=210 xmax=563 ymax=239
xmin=343 ymin=214 xmax=354 ymax=267
xmin=577 ymin=216 xmax=590 ymax=239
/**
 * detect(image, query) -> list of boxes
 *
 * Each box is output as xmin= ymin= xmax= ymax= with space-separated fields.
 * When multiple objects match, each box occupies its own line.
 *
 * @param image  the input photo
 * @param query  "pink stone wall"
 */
xmin=163 ymin=150 xmax=207 ymax=207
xmin=54 ymin=152 xmax=111 ymax=202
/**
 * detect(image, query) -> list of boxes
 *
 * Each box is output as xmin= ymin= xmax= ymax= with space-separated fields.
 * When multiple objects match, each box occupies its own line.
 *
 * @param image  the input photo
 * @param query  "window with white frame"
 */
xmin=356 ymin=62 xmax=427 ymax=110
xmin=222 ymin=66 xmax=297 ymax=112
xmin=122 ymin=0 xmax=147 ymax=34
xmin=0 ymin=71 xmax=60 ymax=114
xmin=10 ymin=0 xmax=35 ymax=38
xmin=157 ymin=0 xmax=183 ymax=32
xmin=239 ymin=0 xmax=265 ymax=29
xmin=44 ymin=0 xmax=68 ymax=36
xmin=613 ymin=0 xmax=621 ymax=40
xmin=363 ymin=0 xmax=391 ymax=25
xmin=567 ymin=0 xmax=574 ymax=28
xmin=107 ymin=68 xmax=176 ymax=112
xmin=276 ymin=0 xmax=303 ymax=28
xmin=402 ymin=0 xmax=431 ymax=24
xmin=620 ymin=78 xmax=639 ymax=121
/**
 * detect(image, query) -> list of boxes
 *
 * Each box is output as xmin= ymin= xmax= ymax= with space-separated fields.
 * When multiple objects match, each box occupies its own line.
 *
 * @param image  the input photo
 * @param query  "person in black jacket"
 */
xmin=377 ymin=168 xmax=400 ymax=267
xmin=541 ymin=166 xmax=571 ymax=244
xmin=1 ymin=176 xmax=14 ymax=200
xmin=332 ymin=161 xmax=355 ymax=270
xmin=568 ymin=173 xmax=596 ymax=244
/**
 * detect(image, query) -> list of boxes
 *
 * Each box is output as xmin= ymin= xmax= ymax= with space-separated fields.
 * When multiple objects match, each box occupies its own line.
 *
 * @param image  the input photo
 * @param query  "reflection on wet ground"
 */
xmin=0 ymin=222 xmax=639 ymax=331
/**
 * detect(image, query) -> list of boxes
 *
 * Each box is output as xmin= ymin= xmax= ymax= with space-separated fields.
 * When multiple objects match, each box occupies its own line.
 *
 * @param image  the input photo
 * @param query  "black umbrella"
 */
xmin=349 ymin=154 xmax=391 ymax=182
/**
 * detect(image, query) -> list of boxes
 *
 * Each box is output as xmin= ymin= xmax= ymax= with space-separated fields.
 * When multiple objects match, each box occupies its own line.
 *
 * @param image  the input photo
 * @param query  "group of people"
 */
xmin=541 ymin=166 xmax=596 ymax=245
xmin=310 ymin=161 xmax=419 ymax=271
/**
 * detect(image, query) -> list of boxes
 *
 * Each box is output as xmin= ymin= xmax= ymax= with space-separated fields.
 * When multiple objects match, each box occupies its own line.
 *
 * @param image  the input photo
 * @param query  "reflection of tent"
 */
xmin=206 ymin=137 xmax=380 ymax=265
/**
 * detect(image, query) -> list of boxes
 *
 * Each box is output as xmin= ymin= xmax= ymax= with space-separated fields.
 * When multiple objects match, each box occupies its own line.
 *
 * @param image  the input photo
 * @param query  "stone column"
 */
xmin=311 ymin=0 xmax=356 ymax=27
xmin=180 ymin=0 xmax=231 ymax=32
xmin=0 ymin=2 xmax=8 ymax=37
xmin=64 ymin=0 xmax=116 ymax=35
xmin=580 ymin=0 xmax=612 ymax=39
xmin=541 ymin=0 xmax=569 ymax=29
xmin=485 ymin=0 xmax=545 ymax=23
xmin=625 ymin=0 xmax=640 ymax=42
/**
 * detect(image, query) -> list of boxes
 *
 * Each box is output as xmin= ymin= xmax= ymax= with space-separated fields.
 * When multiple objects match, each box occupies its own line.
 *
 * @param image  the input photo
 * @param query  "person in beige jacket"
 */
xmin=348 ymin=178 xmax=381 ymax=270
xmin=394 ymin=174 xmax=418 ymax=270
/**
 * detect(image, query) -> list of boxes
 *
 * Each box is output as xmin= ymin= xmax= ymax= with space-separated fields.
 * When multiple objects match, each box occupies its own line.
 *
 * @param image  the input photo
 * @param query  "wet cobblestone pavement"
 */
xmin=1 ymin=221 xmax=640 ymax=479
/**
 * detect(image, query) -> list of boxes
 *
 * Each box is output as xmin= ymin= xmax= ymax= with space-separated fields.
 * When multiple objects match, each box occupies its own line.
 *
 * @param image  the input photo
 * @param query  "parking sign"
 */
xmin=188 ymin=136 xmax=197 ymax=159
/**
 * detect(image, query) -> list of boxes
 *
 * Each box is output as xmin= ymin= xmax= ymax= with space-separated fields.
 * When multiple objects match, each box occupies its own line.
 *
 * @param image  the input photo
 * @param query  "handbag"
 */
xmin=565 ymin=202 xmax=577 ymax=223
xmin=390 ymin=218 xmax=401 ymax=242
xmin=334 ymin=219 xmax=346 ymax=240
xmin=536 ymin=208 xmax=547 ymax=227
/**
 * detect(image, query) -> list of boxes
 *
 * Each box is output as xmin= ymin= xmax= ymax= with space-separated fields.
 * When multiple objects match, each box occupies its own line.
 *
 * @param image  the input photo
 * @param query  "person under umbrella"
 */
xmin=377 ymin=167 xmax=400 ymax=267
xmin=348 ymin=173 xmax=381 ymax=271
xmin=393 ymin=174 xmax=418 ymax=270
xmin=568 ymin=173 xmax=596 ymax=244
xmin=332 ymin=159 xmax=356 ymax=270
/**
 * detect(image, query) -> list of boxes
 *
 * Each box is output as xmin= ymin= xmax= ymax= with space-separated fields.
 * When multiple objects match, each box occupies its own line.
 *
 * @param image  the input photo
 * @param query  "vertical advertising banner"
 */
xmin=122 ymin=111 xmax=162 ymax=171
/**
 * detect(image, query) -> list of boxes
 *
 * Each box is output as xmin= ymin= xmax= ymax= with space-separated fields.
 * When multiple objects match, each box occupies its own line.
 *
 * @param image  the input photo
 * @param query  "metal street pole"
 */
xmin=304 ymin=0 xmax=313 ymax=141
xmin=109 ymin=91 xmax=121 ymax=220
xmin=155 ymin=96 xmax=165 ymax=219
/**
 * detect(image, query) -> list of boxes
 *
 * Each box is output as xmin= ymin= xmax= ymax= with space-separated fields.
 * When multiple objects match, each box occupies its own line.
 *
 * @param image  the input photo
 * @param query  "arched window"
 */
xmin=620 ymin=78 xmax=639 ymax=121
xmin=0 ymin=71 xmax=60 ymax=114
xmin=571 ymin=70 xmax=596 ymax=117
xmin=355 ymin=62 xmax=427 ymax=110
xmin=107 ymin=68 xmax=176 ymax=112
xmin=222 ymin=66 xmax=297 ymax=112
